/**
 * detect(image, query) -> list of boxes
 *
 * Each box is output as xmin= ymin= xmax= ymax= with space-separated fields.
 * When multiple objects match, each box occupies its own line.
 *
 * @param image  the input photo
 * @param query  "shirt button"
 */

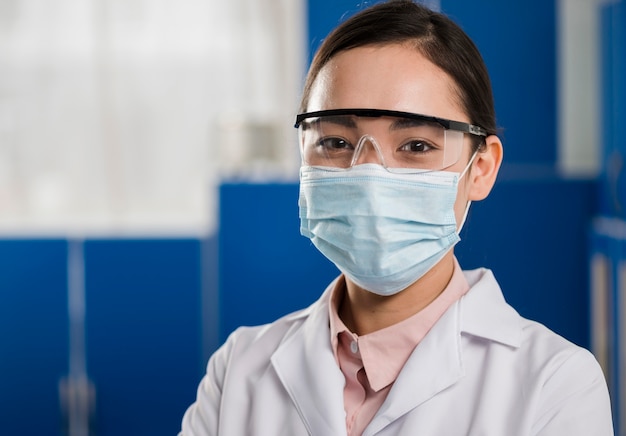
xmin=350 ymin=340 xmax=358 ymax=354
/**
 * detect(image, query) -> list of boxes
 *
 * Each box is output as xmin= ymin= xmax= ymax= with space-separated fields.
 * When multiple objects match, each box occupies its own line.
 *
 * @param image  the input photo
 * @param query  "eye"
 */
xmin=399 ymin=139 xmax=436 ymax=153
xmin=317 ymin=137 xmax=354 ymax=151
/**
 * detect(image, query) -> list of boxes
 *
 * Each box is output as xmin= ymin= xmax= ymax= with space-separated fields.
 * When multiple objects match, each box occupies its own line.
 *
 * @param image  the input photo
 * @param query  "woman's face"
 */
xmin=306 ymin=43 xmax=476 ymax=227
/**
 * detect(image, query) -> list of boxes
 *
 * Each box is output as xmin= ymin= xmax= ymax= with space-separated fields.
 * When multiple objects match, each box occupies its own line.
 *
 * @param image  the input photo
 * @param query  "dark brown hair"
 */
xmin=300 ymin=0 xmax=497 ymax=148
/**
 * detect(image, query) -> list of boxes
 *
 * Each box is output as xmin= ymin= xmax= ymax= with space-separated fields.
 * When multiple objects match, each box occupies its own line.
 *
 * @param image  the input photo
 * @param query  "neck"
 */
xmin=339 ymin=251 xmax=455 ymax=335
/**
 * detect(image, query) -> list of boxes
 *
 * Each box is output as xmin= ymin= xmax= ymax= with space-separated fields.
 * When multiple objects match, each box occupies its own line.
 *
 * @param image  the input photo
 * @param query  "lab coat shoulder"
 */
xmin=513 ymin=315 xmax=612 ymax=435
xmin=180 ymin=286 xmax=336 ymax=436
xmin=452 ymin=268 xmax=613 ymax=436
xmin=218 ymin=304 xmax=313 ymax=369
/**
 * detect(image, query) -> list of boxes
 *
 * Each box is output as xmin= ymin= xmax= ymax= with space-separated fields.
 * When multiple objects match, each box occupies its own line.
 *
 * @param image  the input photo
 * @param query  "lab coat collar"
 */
xmin=271 ymin=268 xmax=522 ymax=436
xmin=271 ymin=278 xmax=348 ymax=436
xmin=460 ymin=268 xmax=523 ymax=348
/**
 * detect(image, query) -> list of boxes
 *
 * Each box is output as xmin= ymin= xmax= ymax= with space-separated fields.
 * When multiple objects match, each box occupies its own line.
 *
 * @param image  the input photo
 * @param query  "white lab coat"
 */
xmin=180 ymin=268 xmax=613 ymax=435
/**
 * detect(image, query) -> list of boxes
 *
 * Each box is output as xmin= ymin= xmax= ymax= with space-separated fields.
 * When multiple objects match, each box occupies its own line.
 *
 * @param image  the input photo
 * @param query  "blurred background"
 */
xmin=0 ymin=0 xmax=624 ymax=435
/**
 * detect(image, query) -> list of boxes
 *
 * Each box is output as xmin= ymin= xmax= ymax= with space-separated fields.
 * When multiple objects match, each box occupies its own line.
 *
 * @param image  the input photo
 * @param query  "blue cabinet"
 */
xmin=0 ymin=240 xmax=68 ymax=435
xmin=0 ymin=238 xmax=208 ymax=436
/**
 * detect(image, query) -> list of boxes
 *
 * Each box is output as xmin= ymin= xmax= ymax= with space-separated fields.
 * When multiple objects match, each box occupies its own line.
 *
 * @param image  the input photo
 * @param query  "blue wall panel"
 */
xmin=306 ymin=0 xmax=364 ymax=63
xmin=219 ymin=183 xmax=339 ymax=341
xmin=84 ymin=239 xmax=203 ymax=436
xmin=457 ymin=176 xmax=596 ymax=348
xmin=0 ymin=239 xmax=69 ymax=435
xmin=444 ymin=0 xmax=557 ymax=165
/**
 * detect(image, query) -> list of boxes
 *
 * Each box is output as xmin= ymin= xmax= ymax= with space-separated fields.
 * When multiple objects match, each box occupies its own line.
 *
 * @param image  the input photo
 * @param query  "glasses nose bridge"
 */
xmin=350 ymin=134 xmax=387 ymax=167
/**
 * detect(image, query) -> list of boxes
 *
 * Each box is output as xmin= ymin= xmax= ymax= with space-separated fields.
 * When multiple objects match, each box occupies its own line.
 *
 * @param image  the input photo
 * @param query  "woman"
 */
xmin=181 ymin=1 xmax=613 ymax=434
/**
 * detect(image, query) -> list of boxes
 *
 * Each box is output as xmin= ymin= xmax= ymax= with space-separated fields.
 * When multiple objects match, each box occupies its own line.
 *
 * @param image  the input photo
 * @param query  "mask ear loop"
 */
xmin=459 ymin=150 xmax=478 ymax=180
xmin=457 ymin=150 xmax=479 ymax=233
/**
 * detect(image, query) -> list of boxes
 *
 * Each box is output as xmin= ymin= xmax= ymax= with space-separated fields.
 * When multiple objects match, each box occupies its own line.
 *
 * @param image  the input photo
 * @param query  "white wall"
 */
xmin=0 ymin=0 xmax=305 ymax=237
xmin=557 ymin=0 xmax=606 ymax=177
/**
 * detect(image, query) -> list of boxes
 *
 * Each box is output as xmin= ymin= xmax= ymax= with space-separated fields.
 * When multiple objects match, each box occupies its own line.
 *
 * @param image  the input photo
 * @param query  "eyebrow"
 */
xmin=388 ymin=117 xmax=434 ymax=131
xmin=301 ymin=115 xmax=357 ymax=130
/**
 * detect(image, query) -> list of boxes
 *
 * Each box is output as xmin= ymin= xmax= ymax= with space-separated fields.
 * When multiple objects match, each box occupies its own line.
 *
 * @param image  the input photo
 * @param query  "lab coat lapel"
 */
xmin=271 ymin=287 xmax=347 ymax=436
xmin=365 ymin=302 xmax=464 ymax=435
xmin=365 ymin=268 xmax=522 ymax=435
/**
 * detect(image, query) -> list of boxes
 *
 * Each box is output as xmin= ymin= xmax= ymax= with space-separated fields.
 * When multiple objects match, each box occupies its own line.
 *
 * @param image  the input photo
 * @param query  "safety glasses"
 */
xmin=294 ymin=108 xmax=487 ymax=172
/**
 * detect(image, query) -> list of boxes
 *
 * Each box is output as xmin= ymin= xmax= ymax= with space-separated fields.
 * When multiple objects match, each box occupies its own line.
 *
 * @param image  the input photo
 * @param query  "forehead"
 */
xmin=307 ymin=44 xmax=467 ymax=123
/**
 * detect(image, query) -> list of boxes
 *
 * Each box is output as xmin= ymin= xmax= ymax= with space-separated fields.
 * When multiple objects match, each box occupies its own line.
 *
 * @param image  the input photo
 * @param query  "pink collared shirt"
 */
xmin=328 ymin=258 xmax=470 ymax=435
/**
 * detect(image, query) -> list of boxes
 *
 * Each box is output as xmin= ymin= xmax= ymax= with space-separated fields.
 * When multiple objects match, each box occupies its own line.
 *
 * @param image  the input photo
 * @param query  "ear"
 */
xmin=468 ymin=135 xmax=503 ymax=201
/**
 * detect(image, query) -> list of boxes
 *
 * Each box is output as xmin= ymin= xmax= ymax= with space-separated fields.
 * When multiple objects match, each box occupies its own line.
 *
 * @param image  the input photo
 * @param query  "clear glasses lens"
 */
xmin=298 ymin=114 xmax=465 ymax=172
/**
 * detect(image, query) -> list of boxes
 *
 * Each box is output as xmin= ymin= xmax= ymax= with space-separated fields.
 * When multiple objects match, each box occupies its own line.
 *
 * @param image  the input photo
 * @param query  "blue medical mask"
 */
xmin=298 ymin=160 xmax=474 ymax=296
